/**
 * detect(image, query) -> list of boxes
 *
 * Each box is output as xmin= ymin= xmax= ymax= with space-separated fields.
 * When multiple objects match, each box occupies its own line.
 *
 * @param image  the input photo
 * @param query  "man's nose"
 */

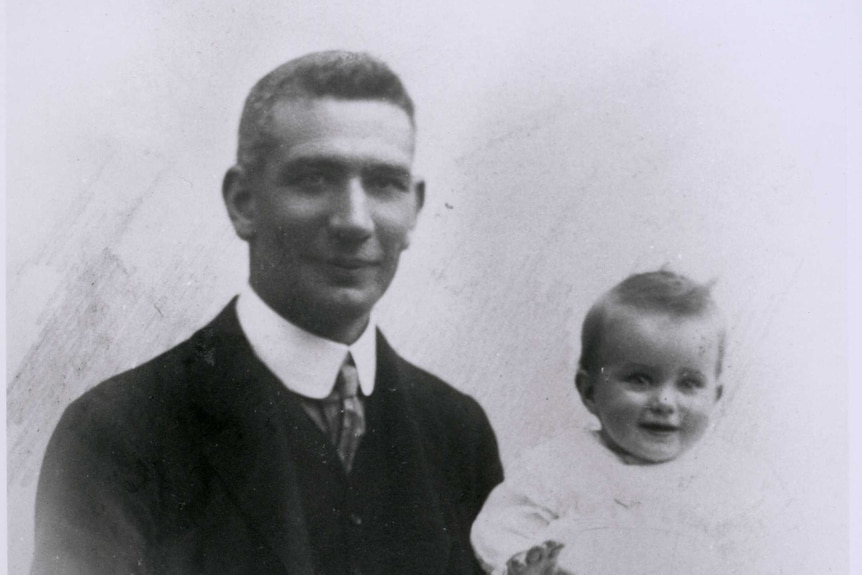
xmin=329 ymin=178 xmax=374 ymax=240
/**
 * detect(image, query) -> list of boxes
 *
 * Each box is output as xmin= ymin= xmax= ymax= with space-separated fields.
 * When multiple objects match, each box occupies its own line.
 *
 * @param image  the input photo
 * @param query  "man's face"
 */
xmin=228 ymin=97 xmax=422 ymax=339
xmin=579 ymin=309 xmax=723 ymax=463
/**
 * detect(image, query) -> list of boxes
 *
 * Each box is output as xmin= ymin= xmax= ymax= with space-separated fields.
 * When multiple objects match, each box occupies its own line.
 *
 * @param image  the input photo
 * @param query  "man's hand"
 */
xmin=505 ymin=540 xmax=572 ymax=575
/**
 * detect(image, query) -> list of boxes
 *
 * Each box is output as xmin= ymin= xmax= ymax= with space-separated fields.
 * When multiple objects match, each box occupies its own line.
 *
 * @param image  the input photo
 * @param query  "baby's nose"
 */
xmin=650 ymin=387 xmax=677 ymax=413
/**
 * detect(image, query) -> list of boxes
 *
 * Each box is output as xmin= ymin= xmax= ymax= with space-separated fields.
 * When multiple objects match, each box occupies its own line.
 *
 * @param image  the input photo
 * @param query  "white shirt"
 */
xmin=471 ymin=426 xmax=797 ymax=575
xmin=235 ymin=284 xmax=377 ymax=399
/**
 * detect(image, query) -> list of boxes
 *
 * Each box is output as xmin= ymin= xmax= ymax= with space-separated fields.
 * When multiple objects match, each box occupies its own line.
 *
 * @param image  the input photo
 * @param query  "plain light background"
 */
xmin=6 ymin=1 xmax=858 ymax=573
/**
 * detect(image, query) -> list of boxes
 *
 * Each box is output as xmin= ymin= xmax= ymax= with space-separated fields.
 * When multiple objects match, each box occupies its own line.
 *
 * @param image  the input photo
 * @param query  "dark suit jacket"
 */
xmin=32 ymin=302 xmax=503 ymax=575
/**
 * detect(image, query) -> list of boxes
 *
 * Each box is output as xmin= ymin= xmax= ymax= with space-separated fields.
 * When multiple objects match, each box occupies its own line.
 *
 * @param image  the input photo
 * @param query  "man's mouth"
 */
xmin=329 ymin=257 xmax=379 ymax=270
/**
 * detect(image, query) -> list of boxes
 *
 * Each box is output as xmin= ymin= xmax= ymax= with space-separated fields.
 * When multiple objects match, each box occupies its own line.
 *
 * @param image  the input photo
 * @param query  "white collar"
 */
xmin=235 ymin=284 xmax=377 ymax=399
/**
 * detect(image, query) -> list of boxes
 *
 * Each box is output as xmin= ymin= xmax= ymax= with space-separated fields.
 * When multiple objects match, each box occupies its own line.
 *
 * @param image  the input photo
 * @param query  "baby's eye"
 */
xmin=625 ymin=373 xmax=652 ymax=386
xmin=679 ymin=377 xmax=706 ymax=391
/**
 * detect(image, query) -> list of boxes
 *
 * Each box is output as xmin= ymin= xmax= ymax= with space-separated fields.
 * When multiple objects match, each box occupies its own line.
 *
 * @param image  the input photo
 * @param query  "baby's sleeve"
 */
xmin=470 ymin=450 xmax=564 ymax=574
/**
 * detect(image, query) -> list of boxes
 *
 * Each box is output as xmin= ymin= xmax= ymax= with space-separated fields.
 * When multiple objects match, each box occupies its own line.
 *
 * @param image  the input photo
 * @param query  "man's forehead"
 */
xmin=262 ymin=96 xmax=416 ymax=164
xmin=268 ymin=96 xmax=414 ymax=134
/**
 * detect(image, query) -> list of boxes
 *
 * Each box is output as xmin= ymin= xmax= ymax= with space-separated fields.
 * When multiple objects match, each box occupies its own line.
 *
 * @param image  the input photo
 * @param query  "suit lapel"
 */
xmin=366 ymin=333 xmax=452 ymax=574
xmin=185 ymin=307 xmax=453 ymax=574
xmin=188 ymin=304 xmax=316 ymax=574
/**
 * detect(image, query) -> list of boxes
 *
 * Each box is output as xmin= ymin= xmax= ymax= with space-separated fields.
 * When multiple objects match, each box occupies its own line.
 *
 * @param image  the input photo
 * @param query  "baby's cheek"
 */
xmin=603 ymin=409 xmax=635 ymax=433
xmin=682 ymin=413 xmax=712 ymax=443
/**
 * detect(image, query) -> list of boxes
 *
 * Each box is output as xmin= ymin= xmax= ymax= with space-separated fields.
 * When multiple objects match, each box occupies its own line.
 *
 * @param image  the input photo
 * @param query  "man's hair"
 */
xmin=579 ymin=270 xmax=726 ymax=376
xmin=236 ymin=50 xmax=415 ymax=176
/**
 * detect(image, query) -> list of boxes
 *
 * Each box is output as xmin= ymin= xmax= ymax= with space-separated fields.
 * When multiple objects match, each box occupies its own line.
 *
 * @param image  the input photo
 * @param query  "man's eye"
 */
xmin=292 ymin=171 xmax=331 ymax=187
xmin=364 ymin=175 xmax=409 ymax=193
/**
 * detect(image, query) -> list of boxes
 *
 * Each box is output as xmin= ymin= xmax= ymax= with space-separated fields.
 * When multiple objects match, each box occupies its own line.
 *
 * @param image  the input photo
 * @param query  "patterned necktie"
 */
xmin=320 ymin=353 xmax=366 ymax=472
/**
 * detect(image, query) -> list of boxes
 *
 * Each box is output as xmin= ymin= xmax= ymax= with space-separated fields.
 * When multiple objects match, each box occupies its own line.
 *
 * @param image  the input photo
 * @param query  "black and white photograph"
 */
xmin=6 ymin=1 xmax=859 ymax=573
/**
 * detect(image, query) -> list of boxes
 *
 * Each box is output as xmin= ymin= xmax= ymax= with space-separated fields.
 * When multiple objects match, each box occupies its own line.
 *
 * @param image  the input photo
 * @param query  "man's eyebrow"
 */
xmin=279 ymin=157 xmax=411 ymax=175
xmin=362 ymin=164 xmax=411 ymax=178
xmin=280 ymin=157 xmax=345 ymax=171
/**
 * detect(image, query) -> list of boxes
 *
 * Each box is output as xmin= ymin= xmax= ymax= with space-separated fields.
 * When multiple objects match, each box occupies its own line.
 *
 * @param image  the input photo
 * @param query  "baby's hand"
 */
xmin=505 ymin=540 xmax=569 ymax=575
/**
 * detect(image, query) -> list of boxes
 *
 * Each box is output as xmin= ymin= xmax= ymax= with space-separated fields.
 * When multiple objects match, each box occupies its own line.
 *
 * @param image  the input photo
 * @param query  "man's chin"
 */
xmin=312 ymin=286 xmax=382 ymax=319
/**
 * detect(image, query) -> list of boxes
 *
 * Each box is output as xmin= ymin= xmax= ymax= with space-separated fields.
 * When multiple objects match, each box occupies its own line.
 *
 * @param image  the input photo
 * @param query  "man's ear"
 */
xmin=575 ymin=368 xmax=598 ymax=416
xmin=401 ymin=179 xmax=425 ymax=250
xmin=413 ymin=179 xmax=425 ymax=211
xmin=222 ymin=166 xmax=257 ymax=241
xmin=715 ymin=383 xmax=724 ymax=402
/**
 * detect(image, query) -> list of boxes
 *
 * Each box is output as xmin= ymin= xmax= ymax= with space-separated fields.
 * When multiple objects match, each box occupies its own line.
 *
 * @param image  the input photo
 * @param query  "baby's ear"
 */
xmin=575 ymin=369 xmax=598 ymax=416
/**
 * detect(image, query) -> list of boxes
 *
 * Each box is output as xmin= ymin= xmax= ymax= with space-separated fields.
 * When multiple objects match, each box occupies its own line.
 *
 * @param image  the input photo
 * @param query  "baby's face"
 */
xmin=582 ymin=309 xmax=723 ymax=463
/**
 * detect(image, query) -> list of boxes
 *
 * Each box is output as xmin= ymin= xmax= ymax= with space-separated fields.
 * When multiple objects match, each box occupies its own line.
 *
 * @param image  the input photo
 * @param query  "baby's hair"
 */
xmin=579 ymin=270 xmax=725 ymax=376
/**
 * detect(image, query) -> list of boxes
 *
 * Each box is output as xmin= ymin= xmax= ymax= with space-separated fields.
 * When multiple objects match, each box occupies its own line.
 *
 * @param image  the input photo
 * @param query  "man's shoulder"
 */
xmin=72 ymin=338 xmax=192 ymax=411
xmin=376 ymin=332 xmax=493 ymax=436
xmin=378 ymin=333 xmax=477 ymax=405
xmin=60 ymin=303 xmax=242 ymax=434
xmin=377 ymin=332 xmax=503 ymax=490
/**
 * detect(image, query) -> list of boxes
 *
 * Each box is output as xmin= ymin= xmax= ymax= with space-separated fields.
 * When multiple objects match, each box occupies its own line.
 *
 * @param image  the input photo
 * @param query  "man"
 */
xmin=32 ymin=51 xmax=503 ymax=575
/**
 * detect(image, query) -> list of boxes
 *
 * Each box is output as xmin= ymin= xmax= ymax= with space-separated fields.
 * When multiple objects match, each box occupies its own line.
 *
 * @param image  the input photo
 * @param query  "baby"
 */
xmin=471 ymin=270 xmax=789 ymax=575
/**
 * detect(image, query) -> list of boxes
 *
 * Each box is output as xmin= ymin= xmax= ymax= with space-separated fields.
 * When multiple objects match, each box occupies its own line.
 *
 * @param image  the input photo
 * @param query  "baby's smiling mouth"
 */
xmin=639 ymin=422 xmax=678 ymax=434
